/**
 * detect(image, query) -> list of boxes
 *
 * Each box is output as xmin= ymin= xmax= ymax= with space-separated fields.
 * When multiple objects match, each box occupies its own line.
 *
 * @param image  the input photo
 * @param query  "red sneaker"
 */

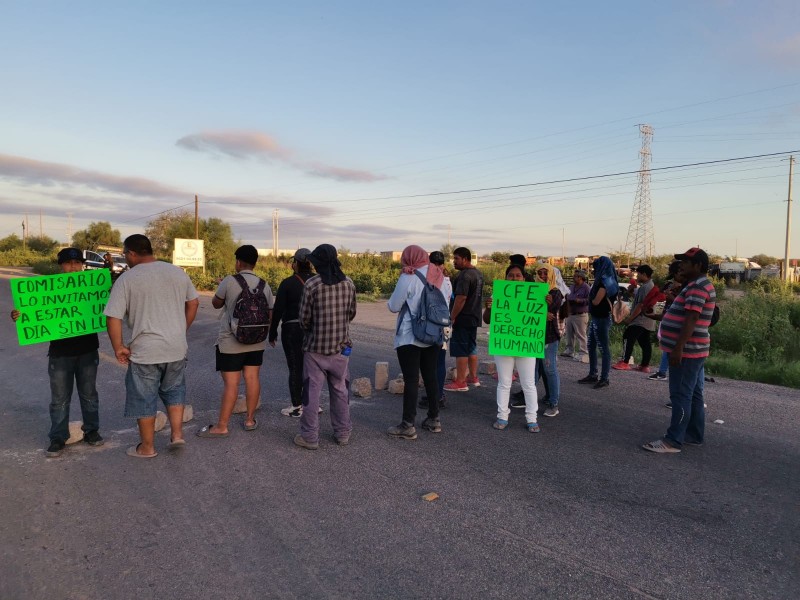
xmin=444 ymin=380 xmax=469 ymax=392
xmin=636 ymin=365 xmax=651 ymax=373
xmin=466 ymin=376 xmax=481 ymax=387
xmin=612 ymin=360 xmax=631 ymax=371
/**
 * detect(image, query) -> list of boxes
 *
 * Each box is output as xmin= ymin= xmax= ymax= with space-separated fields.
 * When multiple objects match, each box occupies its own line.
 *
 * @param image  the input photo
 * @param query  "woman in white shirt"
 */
xmin=386 ymin=245 xmax=446 ymax=440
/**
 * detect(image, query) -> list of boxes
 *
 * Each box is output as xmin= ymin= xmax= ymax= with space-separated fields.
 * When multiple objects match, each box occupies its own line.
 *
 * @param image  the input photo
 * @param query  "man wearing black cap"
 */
xmin=197 ymin=245 xmax=274 ymax=437
xmin=10 ymin=248 xmax=104 ymax=457
xmin=269 ymin=248 xmax=314 ymax=418
xmin=643 ymin=247 xmax=716 ymax=454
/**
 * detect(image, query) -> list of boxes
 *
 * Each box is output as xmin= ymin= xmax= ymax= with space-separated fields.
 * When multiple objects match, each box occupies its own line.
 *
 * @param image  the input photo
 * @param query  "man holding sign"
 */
xmin=9 ymin=247 xmax=106 ymax=458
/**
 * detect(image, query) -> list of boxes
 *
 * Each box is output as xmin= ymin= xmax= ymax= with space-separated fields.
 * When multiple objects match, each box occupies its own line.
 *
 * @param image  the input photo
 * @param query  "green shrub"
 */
xmin=31 ymin=260 xmax=60 ymax=275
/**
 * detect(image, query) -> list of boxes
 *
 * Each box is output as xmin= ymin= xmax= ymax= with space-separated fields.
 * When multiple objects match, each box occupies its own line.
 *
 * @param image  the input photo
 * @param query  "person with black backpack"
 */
xmin=197 ymin=245 xmax=274 ymax=438
xmin=387 ymin=245 xmax=450 ymax=439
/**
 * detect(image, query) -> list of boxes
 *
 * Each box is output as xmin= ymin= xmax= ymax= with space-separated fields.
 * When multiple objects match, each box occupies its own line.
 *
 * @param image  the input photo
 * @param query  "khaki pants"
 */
xmin=563 ymin=313 xmax=589 ymax=355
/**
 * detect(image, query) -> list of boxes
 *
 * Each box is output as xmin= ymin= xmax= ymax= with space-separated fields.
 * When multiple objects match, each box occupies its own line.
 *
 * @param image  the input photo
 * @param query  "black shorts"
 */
xmin=215 ymin=346 xmax=264 ymax=372
xmin=450 ymin=326 xmax=478 ymax=357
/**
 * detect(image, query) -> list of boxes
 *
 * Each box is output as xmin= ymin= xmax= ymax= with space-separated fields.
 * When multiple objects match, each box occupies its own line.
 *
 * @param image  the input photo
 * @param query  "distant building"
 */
xmin=257 ymin=248 xmax=299 ymax=258
xmin=381 ymin=251 xmax=403 ymax=261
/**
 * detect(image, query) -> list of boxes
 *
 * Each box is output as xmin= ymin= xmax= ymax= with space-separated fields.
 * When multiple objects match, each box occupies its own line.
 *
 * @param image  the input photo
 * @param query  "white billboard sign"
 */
xmin=173 ymin=238 xmax=205 ymax=267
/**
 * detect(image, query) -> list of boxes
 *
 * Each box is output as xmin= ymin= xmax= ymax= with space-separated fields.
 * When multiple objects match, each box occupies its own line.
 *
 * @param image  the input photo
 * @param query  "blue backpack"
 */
xmin=398 ymin=271 xmax=451 ymax=345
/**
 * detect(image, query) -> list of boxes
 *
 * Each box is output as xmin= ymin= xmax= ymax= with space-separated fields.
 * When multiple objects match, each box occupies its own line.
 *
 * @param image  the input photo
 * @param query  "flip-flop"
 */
xmin=642 ymin=439 xmax=681 ymax=453
xmin=243 ymin=419 xmax=258 ymax=432
xmin=126 ymin=443 xmax=157 ymax=458
xmin=196 ymin=424 xmax=229 ymax=438
xmin=167 ymin=438 xmax=186 ymax=450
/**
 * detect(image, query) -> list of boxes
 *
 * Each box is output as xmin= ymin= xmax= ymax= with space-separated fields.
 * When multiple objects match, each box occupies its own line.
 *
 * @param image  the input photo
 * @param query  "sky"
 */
xmin=1 ymin=0 xmax=799 ymax=260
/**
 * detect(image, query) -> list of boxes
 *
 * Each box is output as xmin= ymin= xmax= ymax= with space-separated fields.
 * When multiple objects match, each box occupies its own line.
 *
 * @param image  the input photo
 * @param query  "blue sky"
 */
xmin=1 ymin=0 xmax=799 ymax=259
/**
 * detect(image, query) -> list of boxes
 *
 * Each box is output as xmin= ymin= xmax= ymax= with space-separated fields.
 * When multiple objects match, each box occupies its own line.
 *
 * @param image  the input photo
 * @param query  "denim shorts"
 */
xmin=124 ymin=360 xmax=187 ymax=418
xmin=450 ymin=326 xmax=478 ymax=357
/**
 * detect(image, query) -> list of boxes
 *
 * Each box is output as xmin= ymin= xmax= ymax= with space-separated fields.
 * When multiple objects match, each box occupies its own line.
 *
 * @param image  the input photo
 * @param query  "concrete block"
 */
xmin=352 ymin=377 xmax=372 ymax=398
xmin=447 ymin=368 xmax=457 ymax=382
xmin=182 ymin=405 xmax=193 ymax=423
xmin=65 ymin=421 xmax=84 ymax=445
xmin=233 ymin=394 xmax=262 ymax=414
xmin=374 ymin=362 xmax=389 ymax=390
xmin=387 ymin=379 xmax=405 ymax=395
xmin=479 ymin=361 xmax=497 ymax=375
xmin=154 ymin=411 xmax=167 ymax=432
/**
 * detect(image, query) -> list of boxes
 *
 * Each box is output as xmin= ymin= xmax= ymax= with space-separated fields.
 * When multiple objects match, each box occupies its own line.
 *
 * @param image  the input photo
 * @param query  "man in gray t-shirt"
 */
xmin=197 ymin=245 xmax=274 ymax=438
xmin=105 ymin=234 xmax=199 ymax=458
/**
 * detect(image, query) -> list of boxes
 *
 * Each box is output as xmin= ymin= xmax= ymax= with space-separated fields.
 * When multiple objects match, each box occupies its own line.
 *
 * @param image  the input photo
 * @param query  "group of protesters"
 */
xmin=11 ymin=235 xmax=715 ymax=458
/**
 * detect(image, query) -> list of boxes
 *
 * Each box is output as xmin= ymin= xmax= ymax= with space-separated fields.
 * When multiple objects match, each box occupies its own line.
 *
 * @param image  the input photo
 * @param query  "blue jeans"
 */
xmin=665 ymin=357 xmax=706 ymax=448
xmin=658 ymin=350 xmax=669 ymax=375
xmin=48 ymin=351 xmax=100 ymax=442
xmin=588 ymin=315 xmax=612 ymax=380
xmin=535 ymin=341 xmax=560 ymax=407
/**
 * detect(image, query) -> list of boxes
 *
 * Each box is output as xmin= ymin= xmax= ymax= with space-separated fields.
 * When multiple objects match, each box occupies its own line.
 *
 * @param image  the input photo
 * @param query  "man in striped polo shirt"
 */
xmin=643 ymin=247 xmax=716 ymax=454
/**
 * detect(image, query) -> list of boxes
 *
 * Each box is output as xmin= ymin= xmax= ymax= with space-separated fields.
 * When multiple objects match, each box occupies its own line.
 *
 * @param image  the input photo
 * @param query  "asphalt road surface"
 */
xmin=1 ymin=268 xmax=798 ymax=599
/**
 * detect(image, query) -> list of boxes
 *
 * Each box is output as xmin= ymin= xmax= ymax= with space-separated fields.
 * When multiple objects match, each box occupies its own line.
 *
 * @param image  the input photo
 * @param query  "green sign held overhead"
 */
xmin=487 ymin=280 xmax=549 ymax=358
xmin=10 ymin=270 xmax=112 ymax=346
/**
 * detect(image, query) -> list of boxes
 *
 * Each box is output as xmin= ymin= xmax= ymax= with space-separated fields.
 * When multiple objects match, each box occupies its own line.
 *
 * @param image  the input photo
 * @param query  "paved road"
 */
xmin=1 ymin=269 xmax=798 ymax=599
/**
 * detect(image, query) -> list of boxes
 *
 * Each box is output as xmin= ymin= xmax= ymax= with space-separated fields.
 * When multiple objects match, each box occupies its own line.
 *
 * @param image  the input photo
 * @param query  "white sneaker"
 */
xmin=280 ymin=405 xmax=302 ymax=418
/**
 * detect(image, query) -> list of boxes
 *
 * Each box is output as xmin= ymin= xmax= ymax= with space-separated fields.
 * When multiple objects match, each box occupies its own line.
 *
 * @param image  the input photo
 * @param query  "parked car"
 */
xmin=108 ymin=253 xmax=128 ymax=274
xmin=82 ymin=250 xmax=128 ymax=274
xmin=82 ymin=250 xmax=106 ymax=271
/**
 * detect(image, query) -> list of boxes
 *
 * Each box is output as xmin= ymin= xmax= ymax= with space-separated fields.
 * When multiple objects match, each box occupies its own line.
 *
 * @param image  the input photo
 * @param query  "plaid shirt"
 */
xmin=299 ymin=275 xmax=357 ymax=355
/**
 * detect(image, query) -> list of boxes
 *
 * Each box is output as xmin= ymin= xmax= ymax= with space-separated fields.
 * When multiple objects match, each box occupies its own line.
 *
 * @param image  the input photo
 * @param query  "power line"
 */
xmin=200 ymin=149 xmax=799 ymax=208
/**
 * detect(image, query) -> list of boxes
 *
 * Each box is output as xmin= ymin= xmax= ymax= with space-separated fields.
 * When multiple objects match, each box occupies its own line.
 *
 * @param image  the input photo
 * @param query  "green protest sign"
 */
xmin=10 ymin=270 xmax=112 ymax=346
xmin=487 ymin=280 xmax=549 ymax=358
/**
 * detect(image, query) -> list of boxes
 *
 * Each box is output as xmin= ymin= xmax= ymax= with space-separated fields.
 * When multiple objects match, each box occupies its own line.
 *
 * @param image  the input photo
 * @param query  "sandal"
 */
xmin=126 ymin=443 xmax=157 ymax=458
xmin=167 ymin=438 xmax=186 ymax=450
xmin=526 ymin=422 xmax=541 ymax=433
xmin=196 ymin=424 xmax=229 ymax=438
xmin=243 ymin=419 xmax=258 ymax=432
xmin=642 ymin=439 xmax=680 ymax=453
xmin=493 ymin=419 xmax=509 ymax=430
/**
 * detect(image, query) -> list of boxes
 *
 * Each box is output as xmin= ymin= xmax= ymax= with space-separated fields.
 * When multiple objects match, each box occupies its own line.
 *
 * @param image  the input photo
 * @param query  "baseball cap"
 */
xmin=429 ymin=251 xmax=445 ymax=265
xmin=57 ymin=248 xmax=85 ymax=264
xmin=293 ymin=248 xmax=311 ymax=263
xmin=234 ymin=245 xmax=259 ymax=265
xmin=674 ymin=247 xmax=709 ymax=269
xmin=509 ymin=254 xmax=527 ymax=268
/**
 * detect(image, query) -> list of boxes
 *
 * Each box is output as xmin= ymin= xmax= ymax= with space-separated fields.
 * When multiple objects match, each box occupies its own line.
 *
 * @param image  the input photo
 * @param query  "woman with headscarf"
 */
xmin=483 ymin=263 xmax=541 ymax=432
xmin=386 ymin=245 xmax=446 ymax=440
xmin=533 ymin=263 xmax=564 ymax=417
xmin=578 ymin=256 xmax=619 ymax=389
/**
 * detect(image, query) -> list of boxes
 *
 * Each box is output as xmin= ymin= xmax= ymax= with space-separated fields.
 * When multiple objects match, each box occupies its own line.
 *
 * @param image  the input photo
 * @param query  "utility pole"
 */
xmin=194 ymin=194 xmax=199 ymax=239
xmin=272 ymin=209 xmax=279 ymax=256
xmin=624 ymin=124 xmax=655 ymax=263
xmin=25 ymin=213 xmax=29 ymax=244
xmin=784 ymin=155 xmax=794 ymax=282
xmin=21 ymin=220 xmax=26 ymax=248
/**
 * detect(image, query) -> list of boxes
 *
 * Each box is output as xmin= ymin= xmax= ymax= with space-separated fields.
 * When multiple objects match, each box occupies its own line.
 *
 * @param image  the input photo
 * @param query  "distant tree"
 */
xmin=0 ymin=233 xmax=24 ymax=251
xmin=145 ymin=211 xmax=237 ymax=276
xmin=26 ymin=235 xmax=59 ymax=254
xmin=72 ymin=221 xmax=121 ymax=250
xmin=749 ymin=253 xmax=779 ymax=267
xmin=489 ymin=251 xmax=511 ymax=264
xmin=337 ymin=245 xmax=351 ymax=257
xmin=439 ymin=243 xmax=457 ymax=262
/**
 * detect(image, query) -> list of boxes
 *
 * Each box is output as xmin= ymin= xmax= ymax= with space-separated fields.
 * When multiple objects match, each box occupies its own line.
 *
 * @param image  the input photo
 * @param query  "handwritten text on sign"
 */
xmin=10 ymin=270 xmax=111 ymax=346
xmin=488 ymin=280 xmax=549 ymax=358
